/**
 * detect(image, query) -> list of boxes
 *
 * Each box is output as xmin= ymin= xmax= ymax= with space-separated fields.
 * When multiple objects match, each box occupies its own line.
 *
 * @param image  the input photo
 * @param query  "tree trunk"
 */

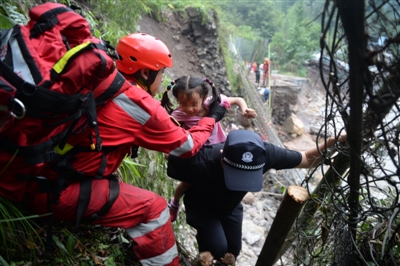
xmin=256 ymin=186 xmax=309 ymax=266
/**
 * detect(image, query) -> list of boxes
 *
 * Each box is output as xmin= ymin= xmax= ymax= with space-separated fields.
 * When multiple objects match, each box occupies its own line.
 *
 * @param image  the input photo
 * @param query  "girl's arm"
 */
xmin=227 ymin=97 xmax=258 ymax=118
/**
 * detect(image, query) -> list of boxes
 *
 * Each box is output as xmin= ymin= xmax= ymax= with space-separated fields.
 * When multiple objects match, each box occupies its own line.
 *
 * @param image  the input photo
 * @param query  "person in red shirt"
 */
xmin=28 ymin=33 xmax=227 ymax=266
xmin=262 ymin=57 xmax=270 ymax=86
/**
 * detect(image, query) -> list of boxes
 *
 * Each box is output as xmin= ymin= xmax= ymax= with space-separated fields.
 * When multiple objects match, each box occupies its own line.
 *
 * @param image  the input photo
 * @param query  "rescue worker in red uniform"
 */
xmin=28 ymin=33 xmax=227 ymax=266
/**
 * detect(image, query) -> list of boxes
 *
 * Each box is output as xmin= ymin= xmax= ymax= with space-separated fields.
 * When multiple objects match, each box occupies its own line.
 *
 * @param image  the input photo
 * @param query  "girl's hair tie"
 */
xmin=204 ymin=78 xmax=215 ymax=88
xmin=167 ymin=81 xmax=175 ymax=91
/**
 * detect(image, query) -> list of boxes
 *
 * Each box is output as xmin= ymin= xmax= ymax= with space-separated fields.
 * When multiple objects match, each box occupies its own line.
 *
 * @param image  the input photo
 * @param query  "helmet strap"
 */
xmin=145 ymin=70 xmax=158 ymax=89
xmin=134 ymin=69 xmax=159 ymax=95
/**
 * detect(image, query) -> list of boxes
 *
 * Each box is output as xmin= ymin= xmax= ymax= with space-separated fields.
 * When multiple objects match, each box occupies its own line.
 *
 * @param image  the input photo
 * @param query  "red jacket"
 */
xmin=68 ymin=80 xmax=216 ymax=177
xmin=263 ymin=62 xmax=269 ymax=73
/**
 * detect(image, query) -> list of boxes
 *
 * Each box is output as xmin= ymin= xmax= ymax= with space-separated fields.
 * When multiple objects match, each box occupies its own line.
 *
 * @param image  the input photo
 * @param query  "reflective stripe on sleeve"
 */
xmin=112 ymin=93 xmax=151 ymax=125
xmin=169 ymin=132 xmax=194 ymax=157
xmin=126 ymin=207 xmax=170 ymax=238
xmin=139 ymin=242 xmax=178 ymax=266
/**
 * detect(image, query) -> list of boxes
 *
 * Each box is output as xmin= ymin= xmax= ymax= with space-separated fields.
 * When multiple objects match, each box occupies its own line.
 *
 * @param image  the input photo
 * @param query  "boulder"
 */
xmin=282 ymin=113 xmax=305 ymax=136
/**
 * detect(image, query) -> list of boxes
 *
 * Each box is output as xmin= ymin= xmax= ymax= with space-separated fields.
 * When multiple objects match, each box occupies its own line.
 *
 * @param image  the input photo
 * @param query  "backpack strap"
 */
xmin=95 ymin=72 xmax=126 ymax=106
xmin=0 ymin=59 xmax=90 ymax=116
xmin=0 ymin=90 xmax=98 ymax=165
xmin=0 ymin=129 xmax=67 ymax=162
xmin=76 ymin=178 xmax=92 ymax=228
xmin=77 ymin=175 xmax=120 ymax=228
xmin=89 ymin=176 xmax=120 ymax=220
xmin=29 ymin=6 xmax=78 ymax=39
xmin=40 ymin=41 xmax=109 ymax=90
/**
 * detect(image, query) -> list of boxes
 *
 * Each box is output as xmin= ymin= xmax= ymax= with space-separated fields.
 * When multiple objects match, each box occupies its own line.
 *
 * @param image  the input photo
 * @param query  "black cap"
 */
xmin=222 ymin=130 xmax=266 ymax=192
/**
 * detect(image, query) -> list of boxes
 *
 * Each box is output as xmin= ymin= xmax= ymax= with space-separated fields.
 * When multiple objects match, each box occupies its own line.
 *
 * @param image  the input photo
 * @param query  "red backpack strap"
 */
xmin=28 ymin=2 xmax=90 ymax=44
xmin=95 ymin=71 xmax=127 ymax=106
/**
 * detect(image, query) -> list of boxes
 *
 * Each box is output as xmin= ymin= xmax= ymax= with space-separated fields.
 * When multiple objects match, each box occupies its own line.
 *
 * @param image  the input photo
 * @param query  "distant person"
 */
xmin=166 ymin=130 xmax=347 ymax=263
xmin=245 ymin=61 xmax=251 ymax=74
xmin=251 ymin=61 xmax=257 ymax=73
xmin=161 ymin=76 xmax=257 ymax=222
xmin=263 ymin=87 xmax=270 ymax=102
xmin=255 ymin=62 xmax=260 ymax=85
xmin=262 ymin=57 xmax=270 ymax=86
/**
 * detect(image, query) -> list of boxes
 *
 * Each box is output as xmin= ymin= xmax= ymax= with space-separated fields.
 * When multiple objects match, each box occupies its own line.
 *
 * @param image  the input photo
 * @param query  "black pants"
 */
xmin=255 ymin=71 xmax=260 ymax=84
xmin=184 ymin=196 xmax=243 ymax=259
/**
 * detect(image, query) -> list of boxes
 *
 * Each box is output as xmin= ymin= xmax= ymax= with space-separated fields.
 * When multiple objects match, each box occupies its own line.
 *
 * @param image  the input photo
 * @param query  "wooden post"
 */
xmin=256 ymin=185 xmax=309 ymax=266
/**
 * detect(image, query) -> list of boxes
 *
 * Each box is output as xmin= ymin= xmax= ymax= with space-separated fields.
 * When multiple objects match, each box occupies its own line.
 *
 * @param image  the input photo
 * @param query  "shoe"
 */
xmin=220 ymin=253 xmax=236 ymax=266
xmin=199 ymin=251 xmax=214 ymax=266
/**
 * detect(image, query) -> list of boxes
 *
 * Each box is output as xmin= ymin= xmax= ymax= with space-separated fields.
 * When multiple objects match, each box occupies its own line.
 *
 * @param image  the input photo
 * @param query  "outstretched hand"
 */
xmin=168 ymin=198 xmax=180 ymax=222
xmin=327 ymin=135 xmax=347 ymax=148
xmin=242 ymin=108 xmax=257 ymax=119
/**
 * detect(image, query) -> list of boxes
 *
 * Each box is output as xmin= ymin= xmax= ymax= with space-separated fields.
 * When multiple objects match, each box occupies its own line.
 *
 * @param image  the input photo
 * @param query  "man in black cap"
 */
xmin=167 ymin=130 xmax=345 ymax=264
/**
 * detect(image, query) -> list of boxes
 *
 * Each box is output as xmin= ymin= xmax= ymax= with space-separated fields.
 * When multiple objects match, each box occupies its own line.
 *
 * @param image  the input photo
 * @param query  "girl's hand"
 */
xmin=243 ymin=108 xmax=258 ymax=118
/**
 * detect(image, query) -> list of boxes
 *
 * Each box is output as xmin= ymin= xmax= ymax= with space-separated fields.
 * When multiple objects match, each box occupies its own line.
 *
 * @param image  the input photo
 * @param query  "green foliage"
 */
xmin=270 ymin=0 xmax=320 ymax=76
xmin=164 ymin=0 xmax=216 ymax=25
xmin=122 ymin=148 xmax=175 ymax=199
xmin=218 ymin=0 xmax=281 ymax=40
xmin=34 ymin=224 xmax=134 ymax=265
xmin=0 ymin=13 xmax=16 ymax=29
xmin=0 ymin=197 xmax=41 ymax=262
xmin=88 ymin=0 xmax=163 ymax=33
xmin=0 ymin=2 xmax=28 ymax=27
xmin=214 ymin=11 xmax=237 ymax=93
xmin=223 ymin=51 xmax=240 ymax=93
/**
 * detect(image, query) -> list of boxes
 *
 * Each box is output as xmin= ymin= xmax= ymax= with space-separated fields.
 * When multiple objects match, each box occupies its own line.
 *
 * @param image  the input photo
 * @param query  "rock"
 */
xmin=282 ymin=113 xmax=305 ymax=136
xmin=242 ymin=220 xmax=265 ymax=245
xmin=242 ymin=192 xmax=255 ymax=205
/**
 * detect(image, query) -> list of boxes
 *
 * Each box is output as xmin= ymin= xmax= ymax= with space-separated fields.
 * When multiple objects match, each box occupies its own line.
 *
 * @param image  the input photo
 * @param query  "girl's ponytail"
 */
xmin=161 ymin=80 xmax=176 ymax=114
xmin=203 ymin=78 xmax=219 ymax=106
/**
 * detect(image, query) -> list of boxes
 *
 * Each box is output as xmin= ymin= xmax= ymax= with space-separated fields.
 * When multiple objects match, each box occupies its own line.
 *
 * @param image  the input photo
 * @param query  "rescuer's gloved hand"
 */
xmin=168 ymin=198 xmax=180 ymax=222
xmin=208 ymin=96 xmax=227 ymax=122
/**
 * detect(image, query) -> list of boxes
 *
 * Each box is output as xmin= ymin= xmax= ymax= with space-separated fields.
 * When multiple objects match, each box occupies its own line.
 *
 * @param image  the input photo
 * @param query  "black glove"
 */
xmin=207 ymin=97 xmax=226 ymax=122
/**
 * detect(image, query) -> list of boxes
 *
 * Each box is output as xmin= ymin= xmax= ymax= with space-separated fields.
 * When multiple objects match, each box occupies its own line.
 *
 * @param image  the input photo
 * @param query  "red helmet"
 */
xmin=116 ymin=33 xmax=173 ymax=75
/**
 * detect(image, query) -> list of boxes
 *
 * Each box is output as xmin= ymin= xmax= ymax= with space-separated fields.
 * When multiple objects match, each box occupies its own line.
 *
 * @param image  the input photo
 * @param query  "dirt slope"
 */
xmin=138 ymin=13 xmax=205 ymax=81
